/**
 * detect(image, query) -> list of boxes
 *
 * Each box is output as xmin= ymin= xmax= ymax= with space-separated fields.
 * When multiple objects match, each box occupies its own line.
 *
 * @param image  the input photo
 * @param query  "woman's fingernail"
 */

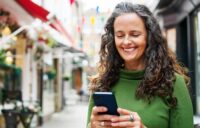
xmin=117 ymin=108 xmax=121 ymax=111
xmin=111 ymin=118 xmax=115 ymax=122
xmin=111 ymin=123 xmax=117 ymax=126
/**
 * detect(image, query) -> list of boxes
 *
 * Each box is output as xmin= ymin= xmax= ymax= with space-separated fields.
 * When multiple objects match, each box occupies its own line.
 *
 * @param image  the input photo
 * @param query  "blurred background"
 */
xmin=0 ymin=0 xmax=200 ymax=128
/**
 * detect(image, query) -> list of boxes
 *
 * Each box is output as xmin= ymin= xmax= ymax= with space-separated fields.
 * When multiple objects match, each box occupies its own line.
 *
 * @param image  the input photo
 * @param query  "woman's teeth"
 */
xmin=123 ymin=48 xmax=135 ymax=52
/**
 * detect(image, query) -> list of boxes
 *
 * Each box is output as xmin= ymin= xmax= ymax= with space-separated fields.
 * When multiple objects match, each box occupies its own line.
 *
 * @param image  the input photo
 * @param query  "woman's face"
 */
xmin=114 ymin=13 xmax=147 ymax=69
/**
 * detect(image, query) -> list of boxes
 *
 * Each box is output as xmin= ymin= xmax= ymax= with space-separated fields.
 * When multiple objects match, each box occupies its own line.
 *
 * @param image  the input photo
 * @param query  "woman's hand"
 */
xmin=90 ymin=106 xmax=116 ymax=128
xmin=111 ymin=108 xmax=145 ymax=128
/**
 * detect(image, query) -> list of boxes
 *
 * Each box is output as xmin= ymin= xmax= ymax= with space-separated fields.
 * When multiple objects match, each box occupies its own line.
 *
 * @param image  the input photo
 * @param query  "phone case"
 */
xmin=93 ymin=92 xmax=119 ymax=116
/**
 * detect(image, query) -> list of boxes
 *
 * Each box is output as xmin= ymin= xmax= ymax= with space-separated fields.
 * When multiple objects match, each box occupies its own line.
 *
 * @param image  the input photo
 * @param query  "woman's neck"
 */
xmin=124 ymin=60 xmax=145 ymax=71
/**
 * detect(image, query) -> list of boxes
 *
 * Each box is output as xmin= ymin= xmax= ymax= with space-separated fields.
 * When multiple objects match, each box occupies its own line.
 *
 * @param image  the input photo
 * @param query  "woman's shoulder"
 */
xmin=173 ymin=73 xmax=189 ymax=96
xmin=174 ymin=73 xmax=185 ymax=83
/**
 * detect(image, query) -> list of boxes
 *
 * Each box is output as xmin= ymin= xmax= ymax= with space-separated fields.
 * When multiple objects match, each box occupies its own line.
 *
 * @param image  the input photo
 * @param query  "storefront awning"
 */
xmin=0 ymin=0 xmax=34 ymax=26
xmin=16 ymin=0 xmax=74 ymax=45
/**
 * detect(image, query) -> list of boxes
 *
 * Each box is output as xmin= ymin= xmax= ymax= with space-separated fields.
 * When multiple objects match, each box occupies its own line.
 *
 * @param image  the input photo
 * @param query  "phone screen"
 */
xmin=93 ymin=92 xmax=119 ymax=116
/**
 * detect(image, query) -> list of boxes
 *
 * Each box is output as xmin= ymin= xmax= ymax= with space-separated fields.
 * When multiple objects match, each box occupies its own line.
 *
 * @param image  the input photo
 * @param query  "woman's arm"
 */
xmin=169 ymin=74 xmax=194 ymax=128
xmin=86 ymin=95 xmax=94 ymax=128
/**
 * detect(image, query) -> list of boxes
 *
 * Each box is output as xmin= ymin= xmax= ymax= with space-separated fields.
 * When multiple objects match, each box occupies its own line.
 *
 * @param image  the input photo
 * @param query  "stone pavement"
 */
xmin=39 ymin=101 xmax=88 ymax=128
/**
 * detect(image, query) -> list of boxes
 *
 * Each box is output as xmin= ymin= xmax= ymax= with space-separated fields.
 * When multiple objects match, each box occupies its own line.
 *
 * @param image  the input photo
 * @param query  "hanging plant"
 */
xmin=33 ymin=44 xmax=44 ymax=61
xmin=0 ymin=49 xmax=6 ymax=63
xmin=47 ymin=37 xmax=56 ymax=48
xmin=46 ymin=68 xmax=56 ymax=80
xmin=26 ymin=39 xmax=34 ymax=50
xmin=62 ymin=75 xmax=70 ymax=81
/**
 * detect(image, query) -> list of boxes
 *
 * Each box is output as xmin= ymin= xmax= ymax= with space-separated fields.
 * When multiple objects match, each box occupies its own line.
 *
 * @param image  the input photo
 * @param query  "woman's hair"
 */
xmin=89 ymin=2 xmax=189 ymax=107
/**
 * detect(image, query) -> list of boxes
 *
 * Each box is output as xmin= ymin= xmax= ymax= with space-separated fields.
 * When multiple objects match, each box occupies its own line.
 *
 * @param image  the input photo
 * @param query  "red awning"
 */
xmin=16 ymin=0 xmax=74 ymax=45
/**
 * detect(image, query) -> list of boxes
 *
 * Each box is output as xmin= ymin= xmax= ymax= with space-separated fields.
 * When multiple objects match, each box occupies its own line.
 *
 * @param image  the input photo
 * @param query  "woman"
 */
xmin=86 ymin=2 xmax=194 ymax=128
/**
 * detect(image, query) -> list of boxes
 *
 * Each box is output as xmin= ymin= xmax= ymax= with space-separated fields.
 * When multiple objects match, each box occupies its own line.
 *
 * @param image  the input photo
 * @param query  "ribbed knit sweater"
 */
xmin=87 ymin=69 xmax=194 ymax=128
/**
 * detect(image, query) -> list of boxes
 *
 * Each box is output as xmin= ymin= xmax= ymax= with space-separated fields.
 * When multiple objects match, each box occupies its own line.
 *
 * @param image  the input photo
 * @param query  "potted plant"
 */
xmin=63 ymin=75 xmax=70 ymax=81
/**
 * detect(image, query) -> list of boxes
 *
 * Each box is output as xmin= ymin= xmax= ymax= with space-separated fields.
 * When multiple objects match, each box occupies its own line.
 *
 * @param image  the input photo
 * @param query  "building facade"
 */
xmin=156 ymin=0 xmax=200 ymax=116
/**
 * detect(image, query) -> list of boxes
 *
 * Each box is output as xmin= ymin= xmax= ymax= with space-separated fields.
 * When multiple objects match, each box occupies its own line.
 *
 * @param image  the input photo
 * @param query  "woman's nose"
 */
xmin=123 ymin=35 xmax=131 ymax=44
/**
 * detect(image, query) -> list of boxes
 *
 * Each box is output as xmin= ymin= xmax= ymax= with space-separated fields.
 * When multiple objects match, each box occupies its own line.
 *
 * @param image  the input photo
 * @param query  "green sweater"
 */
xmin=86 ymin=69 xmax=194 ymax=128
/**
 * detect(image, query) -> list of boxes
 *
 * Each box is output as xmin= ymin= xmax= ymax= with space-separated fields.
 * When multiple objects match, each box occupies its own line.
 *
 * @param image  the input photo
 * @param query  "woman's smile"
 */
xmin=123 ymin=47 xmax=136 ymax=53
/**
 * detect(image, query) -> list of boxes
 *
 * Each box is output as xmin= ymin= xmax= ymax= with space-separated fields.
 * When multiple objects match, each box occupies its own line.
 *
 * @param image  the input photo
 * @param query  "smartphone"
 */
xmin=93 ymin=92 xmax=120 ymax=116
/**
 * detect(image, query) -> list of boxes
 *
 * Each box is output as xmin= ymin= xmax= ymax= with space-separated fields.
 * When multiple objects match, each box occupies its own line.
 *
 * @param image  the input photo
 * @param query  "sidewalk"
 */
xmin=39 ymin=101 xmax=88 ymax=128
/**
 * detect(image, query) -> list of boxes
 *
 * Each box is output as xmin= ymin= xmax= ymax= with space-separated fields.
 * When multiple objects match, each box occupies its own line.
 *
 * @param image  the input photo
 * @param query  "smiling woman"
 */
xmin=86 ymin=2 xmax=194 ymax=128
xmin=114 ymin=13 xmax=147 ymax=70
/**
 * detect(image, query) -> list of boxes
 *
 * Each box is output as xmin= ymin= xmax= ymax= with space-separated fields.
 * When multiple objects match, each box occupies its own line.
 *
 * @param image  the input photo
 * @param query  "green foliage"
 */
xmin=63 ymin=75 xmax=70 ymax=81
xmin=46 ymin=69 xmax=56 ymax=80
xmin=0 ymin=49 xmax=6 ymax=63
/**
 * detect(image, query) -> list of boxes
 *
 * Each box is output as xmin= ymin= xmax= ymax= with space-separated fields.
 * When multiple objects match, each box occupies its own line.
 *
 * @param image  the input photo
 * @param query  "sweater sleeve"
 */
xmin=86 ymin=95 xmax=95 ymax=128
xmin=169 ymin=74 xmax=194 ymax=128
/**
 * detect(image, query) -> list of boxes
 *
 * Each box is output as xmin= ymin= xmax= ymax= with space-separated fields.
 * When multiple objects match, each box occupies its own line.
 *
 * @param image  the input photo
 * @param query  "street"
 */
xmin=39 ymin=101 xmax=88 ymax=128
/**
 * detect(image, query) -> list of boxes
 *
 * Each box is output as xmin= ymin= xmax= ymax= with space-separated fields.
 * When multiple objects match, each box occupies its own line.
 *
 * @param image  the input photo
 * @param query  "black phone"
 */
xmin=93 ymin=92 xmax=119 ymax=116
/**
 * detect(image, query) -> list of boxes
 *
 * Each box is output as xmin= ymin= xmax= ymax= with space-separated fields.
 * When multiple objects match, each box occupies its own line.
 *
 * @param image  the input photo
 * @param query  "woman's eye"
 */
xmin=131 ymin=34 xmax=140 ymax=37
xmin=131 ymin=32 xmax=141 ymax=36
xmin=116 ymin=35 xmax=124 ymax=38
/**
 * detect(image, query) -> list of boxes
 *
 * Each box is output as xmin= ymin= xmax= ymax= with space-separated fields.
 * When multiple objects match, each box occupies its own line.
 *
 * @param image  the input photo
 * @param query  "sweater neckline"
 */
xmin=120 ymin=69 xmax=144 ymax=80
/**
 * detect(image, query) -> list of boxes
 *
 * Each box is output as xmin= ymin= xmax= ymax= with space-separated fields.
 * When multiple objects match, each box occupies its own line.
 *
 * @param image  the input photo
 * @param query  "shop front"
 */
xmin=156 ymin=0 xmax=200 ymax=116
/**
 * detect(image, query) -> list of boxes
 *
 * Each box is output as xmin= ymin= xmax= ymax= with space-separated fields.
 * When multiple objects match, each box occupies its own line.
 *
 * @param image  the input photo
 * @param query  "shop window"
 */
xmin=166 ymin=28 xmax=176 ymax=52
